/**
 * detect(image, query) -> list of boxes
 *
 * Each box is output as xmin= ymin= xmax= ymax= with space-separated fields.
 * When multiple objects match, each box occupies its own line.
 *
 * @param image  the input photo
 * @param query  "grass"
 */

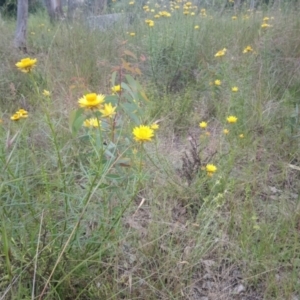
xmin=1 ymin=1 xmax=300 ymax=299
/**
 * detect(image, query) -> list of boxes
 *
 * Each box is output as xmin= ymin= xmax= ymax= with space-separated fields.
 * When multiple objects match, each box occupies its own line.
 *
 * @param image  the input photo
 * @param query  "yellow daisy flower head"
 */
xmin=11 ymin=113 xmax=21 ymax=121
xmin=148 ymin=20 xmax=154 ymax=27
xmin=15 ymin=57 xmax=37 ymax=73
xmin=42 ymin=89 xmax=51 ymax=96
xmin=111 ymin=85 xmax=121 ymax=94
xmin=206 ymin=164 xmax=217 ymax=177
xmin=10 ymin=108 xmax=28 ymax=121
xmin=129 ymin=32 xmax=136 ymax=36
xmin=214 ymin=79 xmax=222 ymax=86
xmin=243 ymin=45 xmax=253 ymax=53
xmin=145 ymin=19 xmax=154 ymax=24
xmin=263 ymin=17 xmax=269 ymax=22
xmin=99 ymin=103 xmax=117 ymax=118
xmin=199 ymin=121 xmax=208 ymax=129
xmin=133 ymin=125 xmax=154 ymax=142
xmin=223 ymin=128 xmax=229 ymax=134
xmin=78 ymin=93 xmax=105 ymax=109
xmin=16 ymin=108 xmax=28 ymax=117
xmin=214 ymin=48 xmax=227 ymax=57
xmin=194 ymin=25 xmax=199 ymax=29
xmin=231 ymin=86 xmax=238 ymax=92
xmin=83 ymin=118 xmax=101 ymax=128
xmin=232 ymin=16 xmax=237 ymax=20
xmin=154 ymin=14 xmax=160 ymax=18
xmin=129 ymin=1 xmax=134 ymax=4
xmin=239 ymin=133 xmax=244 ymax=138
xmin=226 ymin=115 xmax=238 ymax=123
xmin=151 ymin=123 xmax=159 ymax=130
xmin=261 ymin=22 xmax=272 ymax=28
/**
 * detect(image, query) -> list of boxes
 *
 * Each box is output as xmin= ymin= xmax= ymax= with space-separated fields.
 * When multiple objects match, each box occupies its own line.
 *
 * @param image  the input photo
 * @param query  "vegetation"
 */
xmin=0 ymin=1 xmax=300 ymax=299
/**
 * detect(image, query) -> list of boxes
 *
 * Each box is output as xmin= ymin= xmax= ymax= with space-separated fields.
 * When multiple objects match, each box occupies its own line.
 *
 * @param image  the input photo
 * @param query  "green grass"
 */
xmin=1 ymin=2 xmax=300 ymax=299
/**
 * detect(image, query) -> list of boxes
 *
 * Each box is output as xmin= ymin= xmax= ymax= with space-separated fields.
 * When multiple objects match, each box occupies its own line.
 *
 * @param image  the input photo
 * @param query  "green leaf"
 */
xmin=125 ymin=75 xmax=148 ymax=102
xmin=120 ymin=103 xmax=140 ymax=124
xmin=121 ymin=82 xmax=135 ymax=99
xmin=111 ymin=71 xmax=117 ymax=87
xmin=69 ymin=108 xmax=85 ymax=137
xmin=104 ymin=95 xmax=119 ymax=106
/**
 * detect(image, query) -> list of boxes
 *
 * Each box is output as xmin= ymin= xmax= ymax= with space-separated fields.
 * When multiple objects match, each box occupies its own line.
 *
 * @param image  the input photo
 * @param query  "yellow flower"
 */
xmin=214 ymin=80 xmax=221 ymax=86
xmin=200 ymin=8 xmax=207 ymax=16
xmin=129 ymin=32 xmax=136 ymax=36
xmin=239 ymin=133 xmax=244 ymax=138
xmin=232 ymin=16 xmax=237 ymax=20
xmin=199 ymin=121 xmax=208 ymax=129
xmin=231 ymin=86 xmax=238 ymax=92
xmin=78 ymin=93 xmax=105 ymax=109
xmin=129 ymin=1 xmax=134 ymax=4
xmin=17 ymin=109 xmax=28 ymax=117
xmin=145 ymin=19 xmax=154 ymax=27
xmin=148 ymin=20 xmax=154 ymax=27
xmin=263 ymin=17 xmax=269 ymax=22
xmin=226 ymin=115 xmax=238 ymax=123
xmin=243 ymin=46 xmax=253 ymax=53
xmin=154 ymin=14 xmax=160 ymax=18
xmin=194 ymin=25 xmax=199 ymax=29
xmin=83 ymin=118 xmax=101 ymax=128
xmin=261 ymin=22 xmax=272 ymax=28
xmin=42 ymin=89 xmax=51 ymax=96
xmin=214 ymin=48 xmax=227 ymax=57
xmin=133 ymin=125 xmax=154 ymax=142
xmin=190 ymin=12 xmax=195 ymax=16
xmin=15 ymin=57 xmax=37 ymax=73
xmin=99 ymin=103 xmax=117 ymax=118
xmin=159 ymin=11 xmax=171 ymax=17
xmin=11 ymin=113 xmax=21 ymax=121
xmin=151 ymin=123 xmax=159 ymax=130
xmin=223 ymin=129 xmax=229 ymax=134
xmin=10 ymin=109 xmax=28 ymax=121
xmin=206 ymin=164 xmax=217 ymax=177
xmin=111 ymin=85 xmax=121 ymax=93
